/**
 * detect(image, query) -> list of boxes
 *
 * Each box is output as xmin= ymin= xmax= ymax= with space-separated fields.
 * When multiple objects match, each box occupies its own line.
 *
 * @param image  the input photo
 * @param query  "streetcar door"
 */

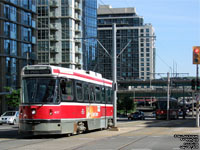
xmin=102 ymin=86 xmax=107 ymax=128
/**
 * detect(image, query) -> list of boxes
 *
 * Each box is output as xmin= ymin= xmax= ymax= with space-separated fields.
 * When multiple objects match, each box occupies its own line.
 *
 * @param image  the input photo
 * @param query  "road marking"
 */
xmin=78 ymin=138 xmax=94 ymax=140
xmin=131 ymin=149 xmax=152 ymax=150
xmin=151 ymin=136 xmax=162 ymax=138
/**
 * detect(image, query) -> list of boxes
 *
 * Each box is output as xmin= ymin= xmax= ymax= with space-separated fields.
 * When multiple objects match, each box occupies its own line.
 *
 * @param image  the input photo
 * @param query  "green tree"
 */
xmin=4 ymin=87 xmax=20 ymax=109
xmin=117 ymin=96 xmax=136 ymax=115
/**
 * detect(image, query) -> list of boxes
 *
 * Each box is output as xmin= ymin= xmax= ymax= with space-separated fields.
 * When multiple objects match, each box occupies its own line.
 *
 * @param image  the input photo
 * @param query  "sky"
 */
xmin=97 ymin=0 xmax=200 ymax=78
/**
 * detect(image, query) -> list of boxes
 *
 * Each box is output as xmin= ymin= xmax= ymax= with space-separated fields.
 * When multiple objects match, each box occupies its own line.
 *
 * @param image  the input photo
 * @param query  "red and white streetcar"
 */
xmin=19 ymin=65 xmax=113 ymax=135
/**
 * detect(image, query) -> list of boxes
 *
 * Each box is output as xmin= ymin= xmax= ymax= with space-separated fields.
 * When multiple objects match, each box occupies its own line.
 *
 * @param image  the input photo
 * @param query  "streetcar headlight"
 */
xmin=49 ymin=109 xmax=53 ymax=116
xmin=32 ymin=109 xmax=36 ymax=115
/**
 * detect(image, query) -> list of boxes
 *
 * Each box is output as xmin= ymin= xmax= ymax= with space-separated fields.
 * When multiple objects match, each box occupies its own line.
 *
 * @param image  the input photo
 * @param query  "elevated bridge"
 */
xmin=117 ymin=79 xmax=193 ymax=98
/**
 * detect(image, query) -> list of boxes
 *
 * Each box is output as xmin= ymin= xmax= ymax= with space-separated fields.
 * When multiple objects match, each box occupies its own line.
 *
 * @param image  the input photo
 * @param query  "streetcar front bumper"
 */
xmin=18 ymin=119 xmax=62 ymax=135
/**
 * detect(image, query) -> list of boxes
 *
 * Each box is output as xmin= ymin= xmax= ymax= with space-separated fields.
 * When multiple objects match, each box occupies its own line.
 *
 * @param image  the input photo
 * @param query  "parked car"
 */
xmin=152 ymin=111 xmax=156 ymax=118
xmin=0 ymin=111 xmax=19 ymax=125
xmin=0 ymin=119 xmax=2 ymax=125
xmin=128 ymin=111 xmax=145 ymax=120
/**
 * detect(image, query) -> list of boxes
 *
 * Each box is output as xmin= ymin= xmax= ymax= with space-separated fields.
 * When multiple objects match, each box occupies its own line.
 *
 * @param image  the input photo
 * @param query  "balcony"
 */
xmin=49 ymin=58 xmax=57 ymax=64
xmin=75 ymin=14 xmax=81 ymax=22
xmin=50 ymin=12 xmax=57 ymax=18
xmin=75 ymin=25 xmax=81 ymax=33
xmin=49 ymin=0 xmax=58 ymax=7
xmin=75 ymin=47 xmax=81 ymax=55
xmin=75 ymin=39 xmax=81 ymax=44
xmin=50 ymin=47 xmax=59 ymax=53
xmin=75 ymin=2 xmax=81 ymax=11
xmin=50 ymin=35 xmax=58 ymax=42
xmin=50 ymin=23 xmax=58 ymax=30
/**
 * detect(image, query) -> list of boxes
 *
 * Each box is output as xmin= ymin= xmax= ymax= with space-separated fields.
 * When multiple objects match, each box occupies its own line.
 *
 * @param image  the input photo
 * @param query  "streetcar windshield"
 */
xmin=157 ymin=101 xmax=167 ymax=110
xmin=22 ymin=78 xmax=58 ymax=104
xmin=157 ymin=100 xmax=178 ymax=110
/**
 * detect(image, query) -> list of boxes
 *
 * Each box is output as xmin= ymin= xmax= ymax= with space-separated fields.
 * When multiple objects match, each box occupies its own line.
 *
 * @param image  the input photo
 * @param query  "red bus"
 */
xmin=19 ymin=65 xmax=113 ymax=135
xmin=155 ymin=97 xmax=179 ymax=120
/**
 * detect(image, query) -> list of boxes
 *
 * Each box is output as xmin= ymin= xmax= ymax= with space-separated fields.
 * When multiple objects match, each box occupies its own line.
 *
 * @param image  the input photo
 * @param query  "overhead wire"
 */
xmin=1 ymin=1 xmax=173 ymax=76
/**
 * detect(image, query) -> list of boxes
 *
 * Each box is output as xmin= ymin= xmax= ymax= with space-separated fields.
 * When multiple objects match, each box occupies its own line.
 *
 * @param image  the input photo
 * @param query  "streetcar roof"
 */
xmin=22 ymin=65 xmax=112 ymax=87
xmin=157 ymin=97 xmax=177 ymax=102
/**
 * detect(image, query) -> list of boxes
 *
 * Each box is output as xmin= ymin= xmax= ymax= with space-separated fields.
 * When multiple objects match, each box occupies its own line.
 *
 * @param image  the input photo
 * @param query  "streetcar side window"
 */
xmin=76 ymin=82 xmax=83 ymax=102
xmin=106 ymin=87 xmax=112 ymax=104
xmin=95 ymin=86 xmax=101 ymax=103
xmin=101 ymin=87 xmax=106 ymax=103
xmin=60 ymin=79 xmax=74 ymax=101
xmin=89 ymin=85 xmax=95 ymax=102
xmin=83 ymin=83 xmax=89 ymax=102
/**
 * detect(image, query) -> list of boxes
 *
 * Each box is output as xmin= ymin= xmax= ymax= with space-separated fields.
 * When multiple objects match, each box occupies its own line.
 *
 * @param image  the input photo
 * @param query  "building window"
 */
xmin=146 ymin=48 xmax=150 ymax=52
xmin=10 ymin=6 xmax=17 ymax=22
xmin=62 ymin=52 xmax=70 ymax=62
xmin=38 ymin=41 xmax=49 ymax=52
xmin=4 ymin=22 xmax=10 ymax=37
xmin=38 ymin=18 xmax=48 ymax=28
xmin=6 ymin=57 xmax=16 ymax=87
xmin=61 ymin=19 xmax=72 ymax=39
xmin=38 ymin=30 xmax=48 ymax=39
xmin=37 ymin=6 xmax=48 ymax=16
xmin=10 ymin=23 xmax=17 ymax=39
xmin=4 ymin=5 xmax=10 ymax=19
xmin=4 ymin=40 xmax=10 ymax=55
xmin=61 ymin=0 xmax=69 ymax=16
xmin=21 ymin=43 xmax=31 ymax=57
xmin=21 ymin=11 xmax=31 ymax=26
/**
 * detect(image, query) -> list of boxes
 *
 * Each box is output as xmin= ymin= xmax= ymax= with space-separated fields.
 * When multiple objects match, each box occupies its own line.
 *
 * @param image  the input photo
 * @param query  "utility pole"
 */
xmin=167 ymin=72 xmax=170 ymax=120
xmin=196 ymin=64 xmax=199 ymax=127
xmin=112 ymin=23 xmax=117 ymax=128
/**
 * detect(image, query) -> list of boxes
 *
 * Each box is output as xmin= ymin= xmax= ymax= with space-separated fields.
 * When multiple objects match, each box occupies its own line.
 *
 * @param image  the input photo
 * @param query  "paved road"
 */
xmin=0 ymin=118 xmax=199 ymax=150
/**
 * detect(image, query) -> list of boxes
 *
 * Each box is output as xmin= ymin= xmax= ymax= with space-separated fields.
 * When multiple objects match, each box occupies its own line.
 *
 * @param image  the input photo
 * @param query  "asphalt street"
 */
xmin=0 ymin=117 xmax=199 ymax=150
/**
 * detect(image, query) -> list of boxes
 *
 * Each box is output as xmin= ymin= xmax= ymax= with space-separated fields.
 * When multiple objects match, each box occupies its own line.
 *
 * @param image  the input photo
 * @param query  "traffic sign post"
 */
xmin=192 ymin=46 xmax=200 ymax=127
xmin=195 ymin=93 xmax=200 ymax=127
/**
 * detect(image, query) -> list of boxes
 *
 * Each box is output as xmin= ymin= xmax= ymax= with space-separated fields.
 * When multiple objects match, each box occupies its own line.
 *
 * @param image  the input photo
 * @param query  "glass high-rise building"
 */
xmin=97 ymin=5 xmax=156 ymax=82
xmin=0 ymin=0 xmax=37 ymax=113
xmin=82 ymin=0 xmax=97 ymax=71
xmin=37 ymin=0 xmax=97 ymax=70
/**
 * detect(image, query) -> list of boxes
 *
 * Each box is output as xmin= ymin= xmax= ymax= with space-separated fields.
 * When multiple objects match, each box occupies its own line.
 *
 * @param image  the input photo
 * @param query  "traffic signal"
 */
xmin=191 ymin=79 xmax=200 ymax=90
xmin=193 ymin=46 xmax=200 ymax=64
